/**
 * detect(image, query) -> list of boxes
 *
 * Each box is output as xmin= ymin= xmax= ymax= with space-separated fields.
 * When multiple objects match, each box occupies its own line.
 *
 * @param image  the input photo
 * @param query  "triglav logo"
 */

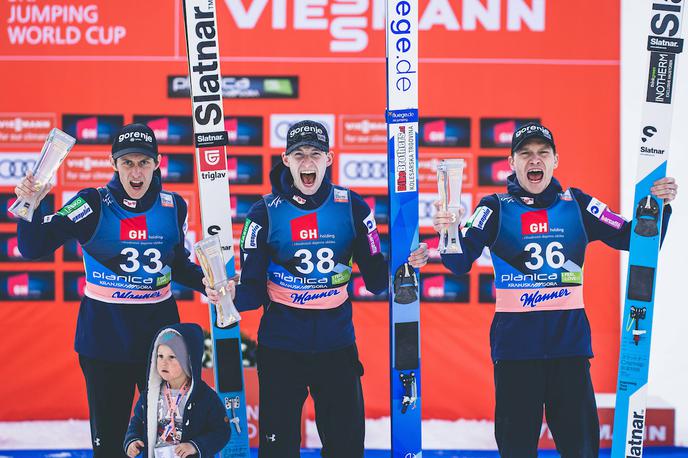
xmin=204 ymin=149 xmax=221 ymax=166
xmin=198 ymin=147 xmax=228 ymax=181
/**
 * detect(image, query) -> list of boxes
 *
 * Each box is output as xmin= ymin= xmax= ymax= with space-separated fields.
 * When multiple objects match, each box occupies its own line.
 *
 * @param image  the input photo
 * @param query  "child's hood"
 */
xmin=148 ymin=322 xmax=205 ymax=386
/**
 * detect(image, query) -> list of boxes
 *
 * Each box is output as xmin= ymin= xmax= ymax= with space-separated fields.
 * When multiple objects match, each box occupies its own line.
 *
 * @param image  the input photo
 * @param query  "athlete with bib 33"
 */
xmin=15 ymin=123 xmax=208 ymax=458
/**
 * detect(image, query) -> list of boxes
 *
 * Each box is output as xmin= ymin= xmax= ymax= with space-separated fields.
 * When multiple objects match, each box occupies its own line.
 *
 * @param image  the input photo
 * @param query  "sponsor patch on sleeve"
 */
xmin=334 ymin=188 xmax=349 ymax=203
xmin=586 ymin=197 xmax=607 ymax=218
xmin=586 ymin=196 xmax=626 ymax=229
xmin=363 ymin=210 xmax=377 ymax=233
xmin=465 ymin=206 xmax=493 ymax=230
xmin=599 ymin=207 xmax=626 ymax=230
xmin=240 ymin=218 xmax=262 ymax=249
xmin=160 ymin=193 xmax=175 ymax=208
xmin=367 ymin=229 xmax=381 ymax=255
xmin=57 ymin=197 xmax=93 ymax=223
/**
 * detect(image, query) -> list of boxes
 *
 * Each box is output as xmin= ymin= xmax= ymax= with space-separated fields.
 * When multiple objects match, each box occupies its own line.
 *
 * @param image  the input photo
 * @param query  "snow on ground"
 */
xmin=0 ymin=418 xmax=497 ymax=450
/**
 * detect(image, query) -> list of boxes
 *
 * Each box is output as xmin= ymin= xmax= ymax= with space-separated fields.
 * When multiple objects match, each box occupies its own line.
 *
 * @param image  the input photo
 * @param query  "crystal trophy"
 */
xmin=194 ymin=235 xmax=241 ymax=328
xmin=437 ymin=158 xmax=466 ymax=254
xmin=9 ymin=128 xmax=76 ymax=222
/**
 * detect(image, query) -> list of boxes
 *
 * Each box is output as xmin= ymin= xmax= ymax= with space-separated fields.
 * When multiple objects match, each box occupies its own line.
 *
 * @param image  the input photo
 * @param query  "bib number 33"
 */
xmin=119 ymin=247 xmax=163 ymax=273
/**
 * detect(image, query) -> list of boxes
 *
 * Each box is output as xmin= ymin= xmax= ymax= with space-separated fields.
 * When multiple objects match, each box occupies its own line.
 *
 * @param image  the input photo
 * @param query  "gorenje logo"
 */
xmin=291 ymin=213 xmax=319 ymax=241
xmin=118 ymin=130 xmax=153 ymax=144
xmin=289 ymin=123 xmax=324 ymax=139
xmin=120 ymin=215 xmax=148 ymax=240
xmin=521 ymin=210 xmax=549 ymax=235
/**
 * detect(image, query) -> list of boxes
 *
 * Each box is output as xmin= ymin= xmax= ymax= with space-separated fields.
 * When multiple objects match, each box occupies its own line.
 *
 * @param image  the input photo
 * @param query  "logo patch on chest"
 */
xmin=521 ymin=210 xmax=549 ymax=235
xmin=120 ymin=215 xmax=148 ymax=240
xmin=291 ymin=213 xmax=319 ymax=241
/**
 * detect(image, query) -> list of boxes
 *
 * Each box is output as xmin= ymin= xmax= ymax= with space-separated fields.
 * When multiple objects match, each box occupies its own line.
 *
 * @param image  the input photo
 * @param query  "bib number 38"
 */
xmin=294 ymin=247 xmax=335 ymax=274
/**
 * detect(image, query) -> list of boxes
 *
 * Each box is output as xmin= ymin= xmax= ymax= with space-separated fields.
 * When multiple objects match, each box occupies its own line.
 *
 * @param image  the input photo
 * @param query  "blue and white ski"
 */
xmin=612 ymin=2 xmax=685 ymax=457
xmin=181 ymin=1 xmax=250 ymax=456
xmin=386 ymin=0 xmax=422 ymax=455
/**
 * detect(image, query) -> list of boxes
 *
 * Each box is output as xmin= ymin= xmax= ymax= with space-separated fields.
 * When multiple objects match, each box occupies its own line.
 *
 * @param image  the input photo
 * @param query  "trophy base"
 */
xmin=439 ymin=244 xmax=463 ymax=255
xmin=216 ymin=301 xmax=242 ymax=329
xmin=8 ymin=197 xmax=37 ymax=222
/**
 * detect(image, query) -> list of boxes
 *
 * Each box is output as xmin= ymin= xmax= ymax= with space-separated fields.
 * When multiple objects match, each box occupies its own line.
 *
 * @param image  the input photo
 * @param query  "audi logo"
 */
xmin=0 ymin=158 xmax=36 ymax=179
xmin=343 ymin=160 xmax=387 ymax=180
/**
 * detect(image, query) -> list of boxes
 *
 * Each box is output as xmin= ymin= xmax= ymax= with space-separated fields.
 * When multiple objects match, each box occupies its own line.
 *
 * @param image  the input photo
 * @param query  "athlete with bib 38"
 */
xmin=205 ymin=120 xmax=428 ymax=458
xmin=432 ymin=122 xmax=678 ymax=457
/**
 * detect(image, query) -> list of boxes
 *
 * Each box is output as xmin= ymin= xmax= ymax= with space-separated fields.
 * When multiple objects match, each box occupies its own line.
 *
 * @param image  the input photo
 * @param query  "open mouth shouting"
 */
xmin=300 ymin=170 xmax=317 ymax=188
xmin=526 ymin=168 xmax=544 ymax=184
xmin=130 ymin=180 xmax=145 ymax=192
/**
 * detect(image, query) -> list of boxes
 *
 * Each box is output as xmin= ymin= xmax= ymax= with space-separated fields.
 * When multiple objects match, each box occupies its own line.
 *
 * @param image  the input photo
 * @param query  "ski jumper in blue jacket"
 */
xmin=233 ymin=120 xmax=388 ymax=458
xmin=438 ymin=122 xmax=675 ymax=458
xmin=16 ymin=123 xmax=205 ymax=458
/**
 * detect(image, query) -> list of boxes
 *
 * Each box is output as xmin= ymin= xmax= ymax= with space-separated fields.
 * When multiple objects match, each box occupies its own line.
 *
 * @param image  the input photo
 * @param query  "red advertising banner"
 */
xmin=0 ymin=0 xmax=621 ymax=432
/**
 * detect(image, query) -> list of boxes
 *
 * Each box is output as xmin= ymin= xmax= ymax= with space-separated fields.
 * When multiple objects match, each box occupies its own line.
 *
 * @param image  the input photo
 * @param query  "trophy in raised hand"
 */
xmin=194 ymin=235 xmax=241 ymax=328
xmin=9 ymin=128 xmax=76 ymax=222
xmin=437 ymin=158 xmax=465 ymax=254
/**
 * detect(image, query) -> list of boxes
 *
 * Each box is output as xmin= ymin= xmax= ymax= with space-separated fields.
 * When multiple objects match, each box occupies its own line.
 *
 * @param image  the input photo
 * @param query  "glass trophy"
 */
xmin=9 ymin=128 xmax=76 ymax=222
xmin=437 ymin=158 xmax=466 ymax=254
xmin=194 ymin=235 xmax=241 ymax=328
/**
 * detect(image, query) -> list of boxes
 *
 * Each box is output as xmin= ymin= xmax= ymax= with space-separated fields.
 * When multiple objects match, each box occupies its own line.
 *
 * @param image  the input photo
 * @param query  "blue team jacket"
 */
xmin=441 ymin=174 xmax=672 ymax=361
xmin=17 ymin=172 xmax=205 ymax=362
xmin=234 ymin=163 xmax=387 ymax=352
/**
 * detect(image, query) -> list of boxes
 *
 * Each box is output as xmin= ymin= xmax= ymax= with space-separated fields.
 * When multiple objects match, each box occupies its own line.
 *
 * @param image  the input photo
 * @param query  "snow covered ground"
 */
xmin=0 ymin=418 xmax=497 ymax=450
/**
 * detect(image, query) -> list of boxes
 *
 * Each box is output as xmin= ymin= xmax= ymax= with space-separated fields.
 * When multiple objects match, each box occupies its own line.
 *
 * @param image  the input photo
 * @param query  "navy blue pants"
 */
xmin=257 ymin=344 xmax=365 ymax=458
xmin=79 ymin=355 xmax=146 ymax=458
xmin=494 ymin=357 xmax=600 ymax=458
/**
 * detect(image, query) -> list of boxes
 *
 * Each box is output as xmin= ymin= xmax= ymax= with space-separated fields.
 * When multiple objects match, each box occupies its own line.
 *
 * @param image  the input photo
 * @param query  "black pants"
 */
xmin=257 ymin=344 xmax=365 ymax=458
xmin=79 ymin=355 xmax=147 ymax=458
xmin=494 ymin=357 xmax=600 ymax=458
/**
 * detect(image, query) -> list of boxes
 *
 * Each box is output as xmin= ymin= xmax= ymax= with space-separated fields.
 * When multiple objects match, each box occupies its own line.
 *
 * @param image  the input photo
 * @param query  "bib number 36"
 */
xmin=524 ymin=241 xmax=565 ymax=270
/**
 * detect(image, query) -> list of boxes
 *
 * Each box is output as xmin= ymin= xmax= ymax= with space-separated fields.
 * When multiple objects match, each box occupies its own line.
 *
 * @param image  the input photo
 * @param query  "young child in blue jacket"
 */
xmin=124 ymin=323 xmax=230 ymax=457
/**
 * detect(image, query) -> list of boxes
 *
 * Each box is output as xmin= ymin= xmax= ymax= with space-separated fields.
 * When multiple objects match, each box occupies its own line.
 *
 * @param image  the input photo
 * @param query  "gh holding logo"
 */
xmin=291 ymin=213 xmax=319 ymax=241
xmin=120 ymin=215 xmax=148 ymax=241
xmin=521 ymin=210 xmax=549 ymax=235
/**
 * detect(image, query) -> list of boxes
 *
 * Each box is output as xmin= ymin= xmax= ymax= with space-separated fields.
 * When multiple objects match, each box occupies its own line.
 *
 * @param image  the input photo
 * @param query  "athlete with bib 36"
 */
xmin=432 ymin=122 xmax=678 ymax=458
xmin=204 ymin=120 xmax=428 ymax=458
xmin=15 ymin=123 xmax=208 ymax=458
